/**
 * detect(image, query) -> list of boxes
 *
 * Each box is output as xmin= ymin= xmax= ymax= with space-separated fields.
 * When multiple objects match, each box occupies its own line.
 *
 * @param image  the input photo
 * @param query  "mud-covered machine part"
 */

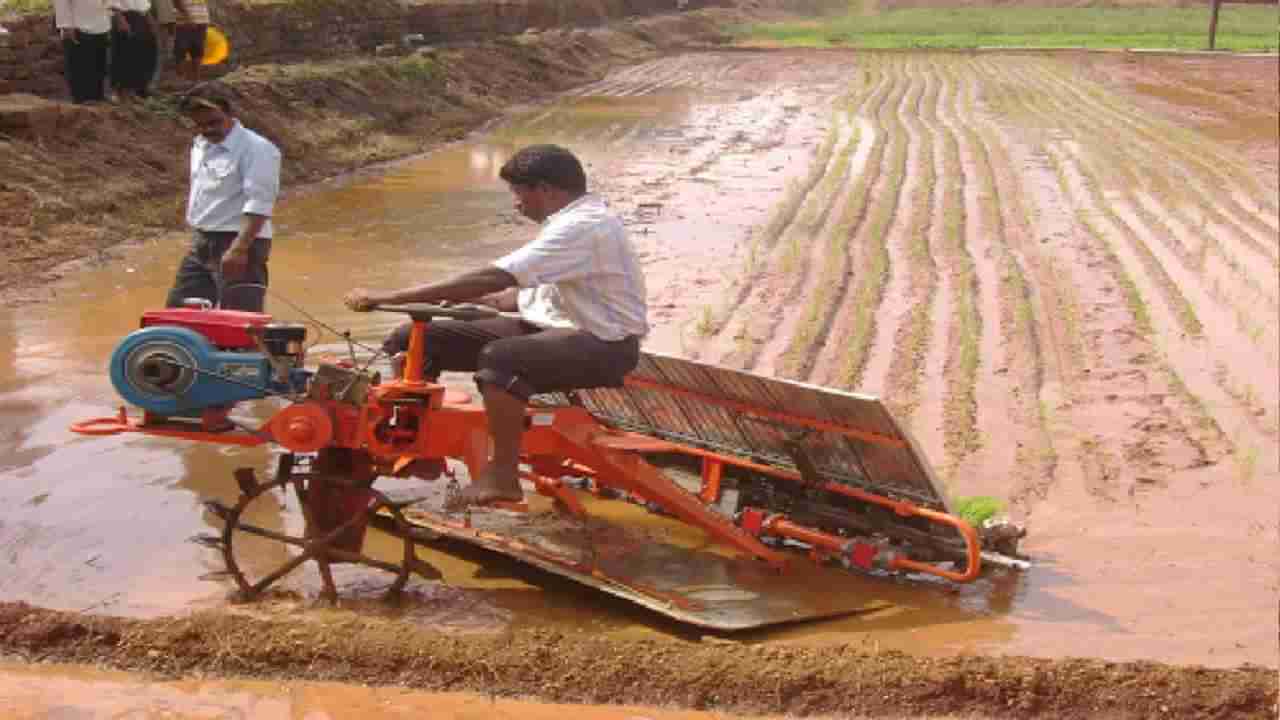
xmin=75 ymin=303 xmax=1029 ymax=626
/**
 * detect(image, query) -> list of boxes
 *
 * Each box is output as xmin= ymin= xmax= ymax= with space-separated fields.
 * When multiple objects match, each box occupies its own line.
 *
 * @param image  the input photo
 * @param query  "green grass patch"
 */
xmin=953 ymin=495 xmax=1004 ymax=526
xmin=731 ymin=5 xmax=1280 ymax=51
xmin=1 ymin=0 xmax=51 ymax=14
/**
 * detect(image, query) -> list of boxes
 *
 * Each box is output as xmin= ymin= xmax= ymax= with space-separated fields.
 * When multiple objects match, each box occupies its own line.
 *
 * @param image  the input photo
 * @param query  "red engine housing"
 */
xmin=141 ymin=308 xmax=273 ymax=350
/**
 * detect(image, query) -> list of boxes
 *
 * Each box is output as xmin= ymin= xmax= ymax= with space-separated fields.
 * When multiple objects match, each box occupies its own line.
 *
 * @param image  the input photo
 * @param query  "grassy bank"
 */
xmin=730 ymin=3 xmax=1280 ymax=50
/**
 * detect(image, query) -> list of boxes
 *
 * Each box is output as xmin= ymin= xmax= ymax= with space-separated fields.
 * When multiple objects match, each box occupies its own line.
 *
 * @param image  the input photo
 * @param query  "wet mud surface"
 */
xmin=1 ymin=602 xmax=1275 ymax=719
xmin=0 ymin=14 xmax=1277 ymax=720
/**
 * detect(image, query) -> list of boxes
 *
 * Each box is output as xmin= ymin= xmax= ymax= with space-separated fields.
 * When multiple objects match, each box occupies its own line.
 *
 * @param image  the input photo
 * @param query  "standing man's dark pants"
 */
xmin=383 ymin=316 xmax=640 ymax=399
xmin=165 ymin=231 xmax=271 ymax=312
xmin=62 ymin=32 xmax=110 ymax=103
xmin=111 ymin=11 xmax=158 ymax=97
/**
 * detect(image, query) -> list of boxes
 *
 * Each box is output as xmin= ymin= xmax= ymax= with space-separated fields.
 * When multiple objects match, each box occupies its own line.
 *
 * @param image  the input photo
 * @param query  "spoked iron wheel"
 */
xmin=200 ymin=450 xmax=437 ymax=604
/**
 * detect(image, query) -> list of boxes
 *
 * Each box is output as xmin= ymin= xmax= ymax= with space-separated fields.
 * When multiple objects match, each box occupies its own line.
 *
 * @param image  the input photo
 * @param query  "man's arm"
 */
xmin=220 ymin=213 xmax=268 ymax=275
xmin=52 ymin=0 xmax=76 ymax=38
xmin=222 ymin=141 xmax=281 ymax=276
xmin=476 ymin=287 xmax=519 ymax=312
xmin=345 ymin=266 xmax=517 ymax=311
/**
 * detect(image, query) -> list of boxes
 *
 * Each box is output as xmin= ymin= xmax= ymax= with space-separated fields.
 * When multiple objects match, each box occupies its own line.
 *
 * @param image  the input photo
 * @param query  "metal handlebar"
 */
xmin=372 ymin=303 xmax=500 ymax=322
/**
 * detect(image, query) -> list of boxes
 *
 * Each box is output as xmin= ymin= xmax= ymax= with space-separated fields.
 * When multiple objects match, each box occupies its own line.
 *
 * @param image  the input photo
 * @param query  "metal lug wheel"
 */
xmin=204 ymin=453 xmax=439 ymax=604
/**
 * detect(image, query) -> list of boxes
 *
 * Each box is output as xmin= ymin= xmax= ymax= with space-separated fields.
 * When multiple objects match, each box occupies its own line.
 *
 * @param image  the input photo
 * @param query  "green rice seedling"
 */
xmin=953 ymin=495 xmax=1005 ymax=527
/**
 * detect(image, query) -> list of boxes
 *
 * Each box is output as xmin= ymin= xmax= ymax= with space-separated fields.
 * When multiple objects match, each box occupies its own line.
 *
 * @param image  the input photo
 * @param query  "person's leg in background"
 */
xmin=165 ymin=231 xmax=219 ymax=308
xmin=63 ymin=31 xmax=110 ymax=103
xmin=150 ymin=0 xmax=176 ymax=88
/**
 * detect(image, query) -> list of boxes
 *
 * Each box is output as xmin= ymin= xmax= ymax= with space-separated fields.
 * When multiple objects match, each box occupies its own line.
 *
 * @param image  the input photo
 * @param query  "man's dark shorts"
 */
xmin=383 ymin=316 xmax=640 ymax=401
xmin=173 ymin=23 xmax=207 ymax=64
xmin=165 ymin=230 xmax=271 ymax=312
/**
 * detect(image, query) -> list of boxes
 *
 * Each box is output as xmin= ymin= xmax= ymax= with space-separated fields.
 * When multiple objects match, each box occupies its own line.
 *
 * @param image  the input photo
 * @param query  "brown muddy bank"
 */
xmin=1 ymin=602 xmax=1275 ymax=719
xmin=0 ymin=4 xmax=787 ymax=304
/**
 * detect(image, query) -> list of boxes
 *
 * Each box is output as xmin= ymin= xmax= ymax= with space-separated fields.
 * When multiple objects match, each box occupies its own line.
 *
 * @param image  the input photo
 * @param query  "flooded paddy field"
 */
xmin=0 ymin=48 xmax=1276 ymax=717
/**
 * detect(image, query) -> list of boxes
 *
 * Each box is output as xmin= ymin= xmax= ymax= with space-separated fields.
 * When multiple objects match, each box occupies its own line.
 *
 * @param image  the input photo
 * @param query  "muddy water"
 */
xmin=0 ymin=76 xmax=1020 ymax=659
xmin=1 ymin=52 xmax=1271 ymax=678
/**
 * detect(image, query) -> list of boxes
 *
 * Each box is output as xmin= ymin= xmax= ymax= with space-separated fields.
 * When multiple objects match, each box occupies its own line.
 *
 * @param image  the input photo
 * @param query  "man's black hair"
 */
xmin=499 ymin=145 xmax=587 ymax=195
xmin=180 ymin=82 xmax=235 ymax=114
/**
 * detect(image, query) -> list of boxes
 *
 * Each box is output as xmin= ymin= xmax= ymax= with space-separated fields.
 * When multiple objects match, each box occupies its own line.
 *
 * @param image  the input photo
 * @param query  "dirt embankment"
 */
xmin=0 ymin=4 xmax=795 ymax=305
xmin=1 ymin=602 xmax=1276 ymax=719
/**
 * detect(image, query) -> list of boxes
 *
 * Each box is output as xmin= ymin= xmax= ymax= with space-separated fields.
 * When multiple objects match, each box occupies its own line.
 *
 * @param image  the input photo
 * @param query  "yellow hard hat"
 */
xmin=202 ymin=26 xmax=230 ymax=66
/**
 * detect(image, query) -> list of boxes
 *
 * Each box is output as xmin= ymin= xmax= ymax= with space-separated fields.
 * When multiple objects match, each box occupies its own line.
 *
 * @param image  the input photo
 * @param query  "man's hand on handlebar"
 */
xmin=344 ymin=288 xmax=378 ymax=312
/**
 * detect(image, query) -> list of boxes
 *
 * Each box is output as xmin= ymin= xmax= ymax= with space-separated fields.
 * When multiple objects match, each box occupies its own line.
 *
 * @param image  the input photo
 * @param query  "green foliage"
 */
xmin=731 ymin=6 xmax=1280 ymax=51
xmin=953 ymin=495 xmax=1004 ymax=527
xmin=1 ymin=0 xmax=52 ymax=15
xmin=393 ymin=54 xmax=443 ymax=84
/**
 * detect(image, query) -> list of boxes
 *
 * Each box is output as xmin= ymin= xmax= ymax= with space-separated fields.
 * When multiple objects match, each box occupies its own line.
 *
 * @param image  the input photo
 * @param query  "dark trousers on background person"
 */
xmin=110 ymin=11 xmax=158 ymax=97
xmin=62 ymin=31 xmax=110 ymax=103
xmin=165 ymin=230 xmax=272 ymax=312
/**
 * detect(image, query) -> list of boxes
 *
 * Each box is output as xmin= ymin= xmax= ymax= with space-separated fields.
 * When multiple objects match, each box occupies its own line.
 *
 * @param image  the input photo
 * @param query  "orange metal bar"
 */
xmin=698 ymin=458 xmax=723 ymax=504
xmin=546 ymin=414 xmax=791 ymax=570
xmin=624 ymin=437 xmax=982 ymax=583
xmin=69 ymin=407 xmax=268 ymax=447
xmin=402 ymin=320 xmax=428 ymax=385
xmin=761 ymin=516 xmax=848 ymax=555
xmin=622 ymin=376 xmax=906 ymax=448
xmin=884 ymin=506 xmax=982 ymax=583
xmin=525 ymin=472 xmax=587 ymax=517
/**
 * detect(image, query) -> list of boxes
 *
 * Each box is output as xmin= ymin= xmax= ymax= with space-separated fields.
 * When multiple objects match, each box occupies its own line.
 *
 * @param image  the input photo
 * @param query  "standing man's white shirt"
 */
xmin=52 ymin=0 xmax=114 ymax=33
xmin=187 ymin=120 xmax=281 ymax=238
xmin=495 ymin=194 xmax=648 ymax=342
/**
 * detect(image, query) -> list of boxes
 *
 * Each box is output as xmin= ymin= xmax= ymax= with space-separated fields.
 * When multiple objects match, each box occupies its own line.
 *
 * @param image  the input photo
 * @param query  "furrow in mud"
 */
xmin=1134 ymin=193 xmax=1280 ymax=323
xmin=922 ymin=55 xmax=1029 ymax=491
xmin=877 ymin=58 xmax=939 ymax=424
xmin=700 ymin=64 xmax=894 ymax=370
xmin=978 ymin=56 xmax=1087 ymax=515
xmin=1037 ymin=62 xmax=1280 ymax=314
xmin=850 ymin=59 xmax=916 ymax=396
xmin=691 ymin=134 xmax=830 ymax=367
xmin=1001 ymin=54 xmax=1239 ymax=506
xmin=773 ymin=67 xmax=892 ymax=388
xmin=1050 ymin=142 xmax=1230 ymax=469
xmin=933 ymin=61 xmax=982 ymax=467
xmin=810 ymin=58 xmax=908 ymax=391
xmin=1010 ymin=58 xmax=1280 ymax=442
xmin=997 ymin=60 xmax=1204 ymax=342
xmin=755 ymin=113 xmax=861 ymax=380
xmin=911 ymin=58 xmax=960 ymax=478
xmin=1039 ymin=60 xmax=1280 ymax=274
xmin=958 ymin=56 xmax=1058 ymax=505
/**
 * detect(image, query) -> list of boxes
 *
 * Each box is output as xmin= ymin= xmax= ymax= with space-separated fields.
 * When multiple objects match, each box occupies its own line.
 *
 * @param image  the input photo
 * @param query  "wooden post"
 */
xmin=1207 ymin=0 xmax=1223 ymax=50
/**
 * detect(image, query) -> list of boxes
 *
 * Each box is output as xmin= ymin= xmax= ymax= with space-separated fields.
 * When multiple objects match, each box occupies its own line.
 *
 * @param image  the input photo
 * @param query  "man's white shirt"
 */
xmin=495 ymin=194 xmax=648 ymax=342
xmin=52 ymin=0 xmax=115 ymax=34
xmin=186 ymin=120 xmax=281 ymax=238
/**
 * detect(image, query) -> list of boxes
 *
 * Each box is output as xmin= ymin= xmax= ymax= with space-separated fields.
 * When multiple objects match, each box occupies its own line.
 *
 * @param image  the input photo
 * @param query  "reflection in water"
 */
xmin=0 ymin=85 xmax=1026 ymax=658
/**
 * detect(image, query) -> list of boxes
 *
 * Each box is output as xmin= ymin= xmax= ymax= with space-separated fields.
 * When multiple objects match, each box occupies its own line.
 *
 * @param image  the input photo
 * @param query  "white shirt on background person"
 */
xmin=52 ymin=0 xmax=116 ymax=34
xmin=186 ymin=120 xmax=282 ymax=238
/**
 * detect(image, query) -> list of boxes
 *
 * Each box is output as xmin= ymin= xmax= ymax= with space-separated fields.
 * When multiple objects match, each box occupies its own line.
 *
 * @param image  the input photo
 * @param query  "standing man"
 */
xmin=166 ymin=83 xmax=282 ymax=312
xmin=52 ymin=0 xmax=114 ymax=104
xmin=170 ymin=0 xmax=209 ymax=85
xmin=344 ymin=144 xmax=648 ymax=511
xmin=109 ymin=0 xmax=158 ymax=102
xmin=148 ymin=0 xmax=176 ymax=88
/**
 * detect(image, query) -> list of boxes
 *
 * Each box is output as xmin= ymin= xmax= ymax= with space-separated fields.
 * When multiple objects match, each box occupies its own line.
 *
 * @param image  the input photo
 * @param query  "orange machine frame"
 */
xmin=73 ymin=314 xmax=981 ymax=583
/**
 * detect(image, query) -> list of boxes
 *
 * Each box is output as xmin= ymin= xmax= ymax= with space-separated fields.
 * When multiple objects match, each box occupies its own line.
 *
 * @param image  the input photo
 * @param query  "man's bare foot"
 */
xmin=444 ymin=472 xmax=523 ymax=511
